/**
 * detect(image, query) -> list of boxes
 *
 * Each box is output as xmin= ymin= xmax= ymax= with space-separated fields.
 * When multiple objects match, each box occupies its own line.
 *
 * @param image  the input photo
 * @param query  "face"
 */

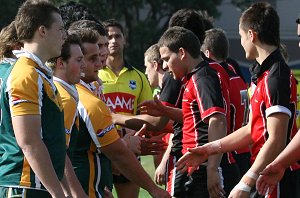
xmin=239 ymin=24 xmax=256 ymax=61
xmin=159 ymin=46 xmax=185 ymax=80
xmin=107 ymin=26 xmax=125 ymax=56
xmin=297 ymin=24 xmax=300 ymax=48
xmin=46 ymin=12 xmax=67 ymax=58
xmin=81 ymin=43 xmax=101 ymax=83
xmin=64 ymin=44 xmax=85 ymax=85
xmin=144 ymin=56 xmax=158 ymax=87
xmin=98 ymin=35 xmax=109 ymax=66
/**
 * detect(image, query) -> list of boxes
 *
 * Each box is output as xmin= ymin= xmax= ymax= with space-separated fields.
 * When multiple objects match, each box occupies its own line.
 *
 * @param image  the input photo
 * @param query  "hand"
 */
xmin=228 ymin=187 xmax=250 ymax=198
xmin=207 ymin=168 xmax=226 ymax=198
xmin=176 ymin=146 xmax=209 ymax=176
xmin=256 ymin=162 xmax=284 ymax=196
xmin=149 ymin=187 xmax=171 ymax=198
xmin=154 ymin=160 xmax=167 ymax=185
xmin=140 ymin=136 xmax=166 ymax=156
xmin=103 ymin=186 xmax=114 ymax=198
xmin=123 ymin=124 xmax=147 ymax=155
xmin=138 ymin=95 xmax=165 ymax=117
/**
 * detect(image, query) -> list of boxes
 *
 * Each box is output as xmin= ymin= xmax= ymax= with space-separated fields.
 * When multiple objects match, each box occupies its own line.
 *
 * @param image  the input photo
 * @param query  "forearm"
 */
xmin=272 ymin=131 xmax=300 ymax=169
xmin=63 ymin=155 xmax=87 ymax=198
xmin=160 ymin=134 xmax=173 ymax=165
xmin=163 ymin=106 xmax=183 ymax=123
xmin=103 ymin=139 xmax=157 ymax=194
xmin=112 ymin=113 xmax=169 ymax=131
xmin=205 ymin=123 xmax=252 ymax=156
xmin=207 ymin=114 xmax=226 ymax=169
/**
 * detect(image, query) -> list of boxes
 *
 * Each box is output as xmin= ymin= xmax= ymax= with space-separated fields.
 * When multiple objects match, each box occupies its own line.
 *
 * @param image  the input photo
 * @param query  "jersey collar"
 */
xmin=13 ymin=50 xmax=53 ymax=77
xmin=250 ymin=48 xmax=282 ymax=84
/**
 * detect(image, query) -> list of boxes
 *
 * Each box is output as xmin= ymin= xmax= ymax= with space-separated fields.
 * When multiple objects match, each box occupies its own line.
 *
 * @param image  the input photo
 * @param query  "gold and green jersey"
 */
xmin=54 ymin=78 xmax=79 ymax=147
xmin=0 ymin=55 xmax=66 ymax=190
xmin=98 ymin=62 xmax=153 ymax=115
xmin=72 ymin=80 xmax=120 ymax=198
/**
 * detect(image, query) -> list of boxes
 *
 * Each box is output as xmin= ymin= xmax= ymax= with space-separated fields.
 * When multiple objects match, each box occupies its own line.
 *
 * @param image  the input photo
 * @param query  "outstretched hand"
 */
xmin=176 ymin=146 xmax=209 ymax=176
xmin=256 ymin=163 xmax=284 ymax=196
xmin=138 ymin=95 xmax=165 ymax=117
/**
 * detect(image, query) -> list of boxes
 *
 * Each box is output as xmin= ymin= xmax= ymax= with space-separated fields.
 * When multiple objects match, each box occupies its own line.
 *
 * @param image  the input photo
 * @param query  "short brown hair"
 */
xmin=201 ymin=28 xmax=229 ymax=61
xmin=14 ymin=0 xmax=61 ymax=42
xmin=144 ymin=44 xmax=163 ymax=67
xmin=0 ymin=21 xmax=22 ymax=59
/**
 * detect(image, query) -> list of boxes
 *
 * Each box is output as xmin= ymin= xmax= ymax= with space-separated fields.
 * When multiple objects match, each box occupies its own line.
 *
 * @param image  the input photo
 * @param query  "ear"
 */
xmin=204 ymin=49 xmax=210 ymax=58
xmin=38 ymin=25 xmax=47 ymax=38
xmin=153 ymin=60 xmax=159 ymax=71
xmin=248 ymin=29 xmax=256 ymax=43
xmin=178 ymin=47 xmax=186 ymax=60
xmin=56 ymin=57 xmax=65 ymax=69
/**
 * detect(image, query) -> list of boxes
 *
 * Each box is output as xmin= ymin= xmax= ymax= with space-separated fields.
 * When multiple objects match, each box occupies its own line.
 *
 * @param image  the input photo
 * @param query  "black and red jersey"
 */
xmin=181 ymin=61 xmax=230 ymax=156
xmin=159 ymin=72 xmax=184 ymax=155
xmin=249 ymin=49 xmax=300 ymax=170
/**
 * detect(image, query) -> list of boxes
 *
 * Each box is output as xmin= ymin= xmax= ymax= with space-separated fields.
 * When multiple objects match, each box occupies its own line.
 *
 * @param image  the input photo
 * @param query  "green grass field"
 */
xmin=112 ymin=156 xmax=164 ymax=198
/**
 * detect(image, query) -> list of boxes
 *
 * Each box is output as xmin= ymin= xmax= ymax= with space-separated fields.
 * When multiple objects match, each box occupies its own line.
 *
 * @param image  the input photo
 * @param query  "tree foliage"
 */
xmin=2 ymin=0 xmax=254 ymax=70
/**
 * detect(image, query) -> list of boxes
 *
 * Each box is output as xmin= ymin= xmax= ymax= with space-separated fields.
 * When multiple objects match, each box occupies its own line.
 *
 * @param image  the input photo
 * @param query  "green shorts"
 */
xmin=0 ymin=186 xmax=51 ymax=198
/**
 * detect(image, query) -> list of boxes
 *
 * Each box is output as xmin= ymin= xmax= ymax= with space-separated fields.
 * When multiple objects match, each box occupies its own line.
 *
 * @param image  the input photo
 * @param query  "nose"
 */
xmin=81 ymin=59 xmax=86 ymax=69
xmin=162 ymin=61 xmax=168 ymax=70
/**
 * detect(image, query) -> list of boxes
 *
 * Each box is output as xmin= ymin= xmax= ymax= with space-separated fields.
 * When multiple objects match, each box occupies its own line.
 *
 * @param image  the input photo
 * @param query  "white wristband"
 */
xmin=245 ymin=170 xmax=258 ymax=180
xmin=235 ymin=181 xmax=251 ymax=192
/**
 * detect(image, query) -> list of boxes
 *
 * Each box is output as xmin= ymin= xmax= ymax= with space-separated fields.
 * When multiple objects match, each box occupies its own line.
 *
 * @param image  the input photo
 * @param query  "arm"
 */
xmin=154 ymin=134 xmax=173 ymax=185
xmin=176 ymin=112 xmax=253 ymax=174
xmin=101 ymin=138 xmax=170 ymax=198
xmin=206 ymin=113 xmax=227 ymax=198
xmin=62 ymin=155 xmax=88 ymax=198
xmin=111 ymin=112 xmax=169 ymax=132
xmin=139 ymin=96 xmax=183 ymax=123
xmin=13 ymin=115 xmax=65 ymax=198
xmin=256 ymin=129 xmax=300 ymax=195
xmin=229 ymin=113 xmax=289 ymax=197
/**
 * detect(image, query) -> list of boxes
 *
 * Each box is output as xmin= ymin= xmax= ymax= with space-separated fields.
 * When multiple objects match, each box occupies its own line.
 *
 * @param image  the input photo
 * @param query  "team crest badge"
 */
xmin=129 ymin=80 xmax=137 ymax=90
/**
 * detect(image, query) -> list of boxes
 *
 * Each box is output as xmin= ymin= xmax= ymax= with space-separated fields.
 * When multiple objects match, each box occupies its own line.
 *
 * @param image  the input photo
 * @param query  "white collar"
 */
xmin=54 ymin=77 xmax=79 ymax=104
xmin=13 ymin=50 xmax=53 ymax=76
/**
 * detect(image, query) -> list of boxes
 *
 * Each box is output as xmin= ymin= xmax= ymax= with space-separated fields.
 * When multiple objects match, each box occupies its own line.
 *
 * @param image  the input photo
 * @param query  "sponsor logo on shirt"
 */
xmin=97 ymin=124 xmax=115 ymax=137
xmin=65 ymin=128 xmax=71 ymax=135
xmin=129 ymin=80 xmax=136 ymax=90
xmin=104 ymin=93 xmax=135 ymax=113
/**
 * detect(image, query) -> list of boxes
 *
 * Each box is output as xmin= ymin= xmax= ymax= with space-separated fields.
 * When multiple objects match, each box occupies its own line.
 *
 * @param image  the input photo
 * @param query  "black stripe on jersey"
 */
xmin=192 ymin=66 xmax=224 ymax=113
xmin=160 ymin=72 xmax=182 ymax=106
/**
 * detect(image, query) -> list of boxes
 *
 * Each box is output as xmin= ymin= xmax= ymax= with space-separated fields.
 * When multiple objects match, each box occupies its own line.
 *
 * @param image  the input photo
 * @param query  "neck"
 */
xmin=255 ymin=44 xmax=277 ymax=65
xmin=23 ymin=42 xmax=49 ymax=64
xmin=54 ymin=72 xmax=69 ymax=84
xmin=158 ymin=71 xmax=165 ymax=88
xmin=106 ymin=54 xmax=124 ymax=76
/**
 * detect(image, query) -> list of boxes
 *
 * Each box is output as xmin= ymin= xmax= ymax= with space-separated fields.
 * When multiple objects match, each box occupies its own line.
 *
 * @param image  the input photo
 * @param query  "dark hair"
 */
xmin=158 ymin=26 xmax=200 ymax=59
xmin=240 ymin=2 xmax=280 ymax=47
xmin=0 ymin=21 xmax=22 ymax=59
xmin=198 ymin=10 xmax=214 ymax=30
xmin=69 ymin=19 xmax=107 ymax=36
xmin=296 ymin=13 xmax=300 ymax=24
xmin=103 ymin=19 xmax=124 ymax=35
xmin=168 ymin=9 xmax=205 ymax=45
xmin=144 ymin=44 xmax=163 ymax=67
xmin=14 ymin=0 xmax=60 ymax=42
xmin=68 ymin=21 xmax=99 ymax=54
xmin=47 ymin=33 xmax=82 ymax=69
xmin=59 ymin=1 xmax=99 ymax=29
xmin=201 ymin=28 xmax=229 ymax=61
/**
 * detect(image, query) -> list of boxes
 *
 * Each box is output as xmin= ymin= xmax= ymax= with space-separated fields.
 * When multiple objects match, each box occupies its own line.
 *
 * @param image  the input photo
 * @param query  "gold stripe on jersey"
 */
xmin=88 ymin=151 xmax=96 ymax=198
xmin=55 ymin=82 xmax=77 ymax=146
xmin=19 ymin=158 xmax=31 ymax=187
xmin=7 ymin=57 xmax=63 ymax=116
